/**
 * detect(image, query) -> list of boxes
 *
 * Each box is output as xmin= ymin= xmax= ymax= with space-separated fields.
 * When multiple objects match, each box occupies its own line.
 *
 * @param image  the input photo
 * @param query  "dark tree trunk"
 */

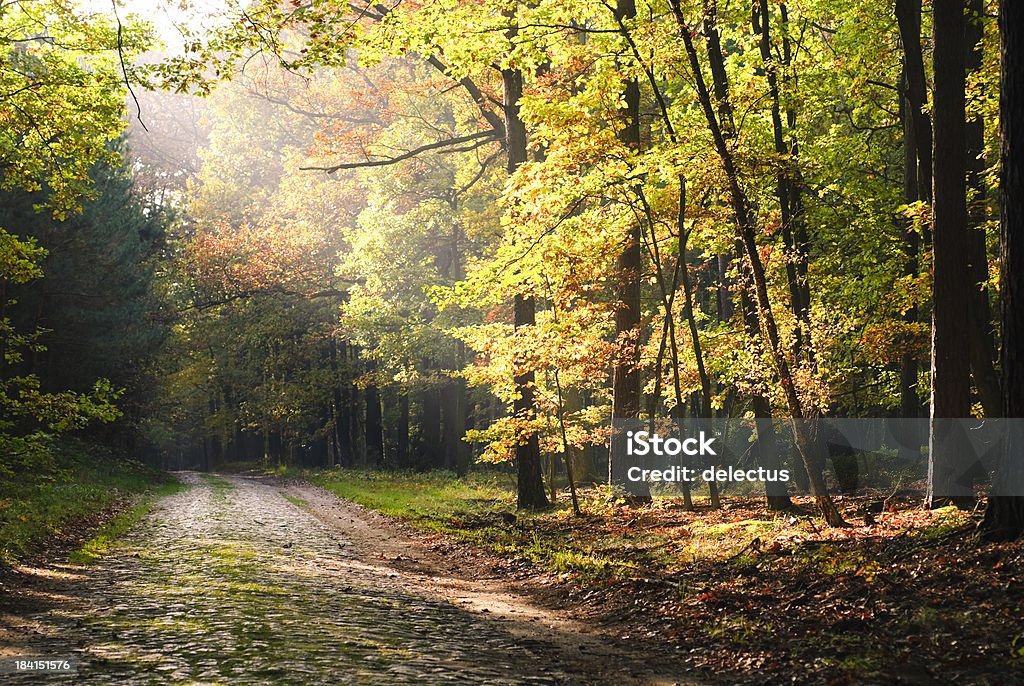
xmin=612 ymin=0 xmax=641 ymax=413
xmin=503 ymin=45 xmax=548 ymax=508
xmin=982 ymin=0 xmax=1024 ymax=541
xmin=347 ymin=346 xmax=361 ymax=464
xmin=755 ymin=0 xmax=812 ymax=363
xmin=900 ymin=67 xmax=924 ymax=419
xmin=328 ymin=338 xmax=344 ymax=465
xmin=365 ymin=378 xmax=384 ymax=467
xmin=609 ymin=0 xmax=647 ymax=502
xmin=269 ymin=428 xmax=283 ymax=467
xmin=895 ymin=0 xmax=934 ymax=206
xmin=397 ymin=390 xmax=410 ymax=469
xmin=928 ymin=0 xmax=973 ymax=507
xmin=335 ymin=340 xmax=355 ymax=466
xmin=896 ymin=0 xmax=933 ymax=423
xmin=715 ymin=255 xmax=733 ymax=322
xmin=208 ymin=395 xmax=222 ymax=468
xmin=441 ymin=379 xmax=465 ymax=474
xmin=420 ymin=384 xmax=442 ymax=469
xmin=965 ymin=0 xmax=1002 ymax=418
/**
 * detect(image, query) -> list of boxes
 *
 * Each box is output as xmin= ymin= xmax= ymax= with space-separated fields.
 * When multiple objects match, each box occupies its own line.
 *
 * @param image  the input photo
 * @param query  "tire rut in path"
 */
xmin=3 ymin=473 xmax=690 ymax=685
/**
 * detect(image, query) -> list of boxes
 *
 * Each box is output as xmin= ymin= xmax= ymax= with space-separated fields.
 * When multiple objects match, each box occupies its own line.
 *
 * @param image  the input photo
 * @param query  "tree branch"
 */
xmin=423 ymin=55 xmax=507 ymax=138
xmin=300 ymin=130 xmax=500 ymax=173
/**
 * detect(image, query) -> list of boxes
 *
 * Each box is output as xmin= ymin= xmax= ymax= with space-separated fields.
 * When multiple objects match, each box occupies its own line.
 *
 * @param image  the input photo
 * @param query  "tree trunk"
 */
xmin=365 ymin=379 xmax=384 ymax=466
xmin=503 ymin=46 xmax=548 ymax=509
xmin=609 ymin=0 xmax=648 ymax=503
xmin=420 ymin=384 xmax=442 ymax=469
xmin=895 ymin=0 xmax=934 ymax=206
xmin=927 ymin=0 xmax=973 ymax=508
xmin=441 ymin=378 xmax=468 ymax=475
xmin=965 ymin=0 xmax=1001 ymax=418
xmin=347 ymin=346 xmax=361 ymax=464
xmin=982 ymin=0 xmax=1024 ymax=541
xmin=896 ymin=0 xmax=934 ymax=425
xmin=755 ymin=0 xmax=812 ymax=363
xmin=900 ymin=67 xmax=924 ymax=420
xmin=397 ymin=390 xmax=410 ymax=469
xmin=336 ymin=340 xmax=355 ymax=466
xmin=676 ymin=179 xmax=717 ymax=508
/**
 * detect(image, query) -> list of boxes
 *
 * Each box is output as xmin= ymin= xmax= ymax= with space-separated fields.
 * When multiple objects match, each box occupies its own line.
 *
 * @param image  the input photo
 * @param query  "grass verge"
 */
xmin=302 ymin=467 xmax=979 ymax=585
xmin=307 ymin=468 xmax=674 ymax=583
xmin=68 ymin=480 xmax=187 ymax=565
xmin=0 ymin=439 xmax=173 ymax=566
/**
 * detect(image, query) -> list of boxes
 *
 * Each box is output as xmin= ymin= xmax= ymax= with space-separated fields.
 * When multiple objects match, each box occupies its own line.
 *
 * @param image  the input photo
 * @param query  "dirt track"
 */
xmin=0 ymin=473 xmax=696 ymax=684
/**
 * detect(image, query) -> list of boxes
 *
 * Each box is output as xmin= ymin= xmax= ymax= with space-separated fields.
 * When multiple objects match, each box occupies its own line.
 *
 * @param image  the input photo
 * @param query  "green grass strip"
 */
xmin=69 ymin=480 xmax=188 ymax=565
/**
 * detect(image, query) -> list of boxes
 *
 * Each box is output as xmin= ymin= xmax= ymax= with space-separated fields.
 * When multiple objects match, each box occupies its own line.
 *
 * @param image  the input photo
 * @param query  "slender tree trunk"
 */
xmin=441 ymin=378 xmax=469 ymax=475
xmin=328 ymin=338 xmax=344 ymax=465
xmin=715 ymin=255 xmax=733 ymax=322
xmin=675 ymin=179 xmax=718 ymax=509
xmin=365 ymin=375 xmax=384 ymax=467
xmin=755 ymin=0 xmax=812 ymax=363
xmin=982 ymin=0 xmax=1024 ymax=541
xmin=781 ymin=4 xmax=812 ymax=337
xmin=441 ymin=381 xmax=458 ymax=472
xmin=927 ymin=0 xmax=973 ymax=508
xmin=348 ymin=352 xmax=361 ymax=465
xmin=673 ymin=0 xmax=844 ymax=525
xmin=900 ymin=67 xmax=924 ymax=420
xmin=397 ymin=389 xmax=410 ymax=468
xmin=649 ymin=310 xmax=670 ymax=422
xmin=421 ymin=383 xmax=442 ymax=469
xmin=677 ymin=180 xmax=713 ymax=420
xmin=896 ymin=0 xmax=935 ymax=437
xmin=642 ymin=185 xmax=695 ymax=508
xmin=552 ymin=369 xmax=582 ymax=516
xmin=895 ymin=0 xmax=934 ymax=206
xmin=336 ymin=340 xmax=354 ymax=465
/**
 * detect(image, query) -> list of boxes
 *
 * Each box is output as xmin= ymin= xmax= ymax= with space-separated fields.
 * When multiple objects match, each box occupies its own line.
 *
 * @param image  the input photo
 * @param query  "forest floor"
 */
xmin=306 ymin=469 xmax=1024 ymax=686
xmin=0 ymin=472 xmax=700 ymax=685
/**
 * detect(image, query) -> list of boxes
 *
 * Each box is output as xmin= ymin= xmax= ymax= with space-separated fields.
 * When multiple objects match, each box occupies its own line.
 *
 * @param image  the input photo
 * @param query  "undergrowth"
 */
xmin=0 ymin=439 xmax=171 ymax=565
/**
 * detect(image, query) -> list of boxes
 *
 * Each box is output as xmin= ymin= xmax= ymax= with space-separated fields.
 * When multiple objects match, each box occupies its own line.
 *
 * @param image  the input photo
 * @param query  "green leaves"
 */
xmin=0 ymin=229 xmax=46 ymax=284
xmin=0 ymin=1 xmax=152 ymax=216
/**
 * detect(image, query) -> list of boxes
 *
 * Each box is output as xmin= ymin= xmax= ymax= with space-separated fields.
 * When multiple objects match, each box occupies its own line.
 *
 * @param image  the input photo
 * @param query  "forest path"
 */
xmin=1 ymin=473 xmax=695 ymax=685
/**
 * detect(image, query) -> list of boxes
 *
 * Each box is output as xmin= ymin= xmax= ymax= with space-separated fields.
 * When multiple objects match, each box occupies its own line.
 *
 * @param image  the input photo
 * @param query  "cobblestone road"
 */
xmin=4 ymin=474 xmax=680 ymax=685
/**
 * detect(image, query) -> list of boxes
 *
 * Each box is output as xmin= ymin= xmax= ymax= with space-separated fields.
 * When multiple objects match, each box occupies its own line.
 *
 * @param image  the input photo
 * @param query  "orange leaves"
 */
xmin=859 ymin=321 xmax=929 ymax=365
xmin=183 ymin=220 xmax=334 ymax=298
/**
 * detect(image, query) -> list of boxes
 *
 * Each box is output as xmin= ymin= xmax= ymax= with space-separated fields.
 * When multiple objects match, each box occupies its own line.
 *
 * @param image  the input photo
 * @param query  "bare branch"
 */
xmin=300 ymin=130 xmax=500 ymax=173
xmin=112 ymin=0 xmax=147 ymax=132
